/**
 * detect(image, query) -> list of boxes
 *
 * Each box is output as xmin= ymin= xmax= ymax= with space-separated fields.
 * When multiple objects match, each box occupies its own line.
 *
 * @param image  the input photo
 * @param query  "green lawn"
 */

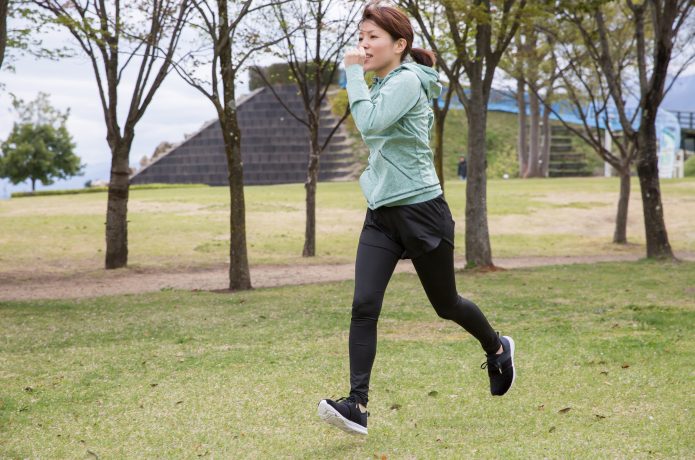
xmin=1 ymin=260 xmax=693 ymax=457
xmin=1 ymin=177 xmax=694 ymax=278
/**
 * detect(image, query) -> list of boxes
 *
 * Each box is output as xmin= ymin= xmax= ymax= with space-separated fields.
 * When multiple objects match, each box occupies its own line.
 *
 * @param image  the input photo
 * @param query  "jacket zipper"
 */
xmin=378 ymin=150 xmax=414 ymax=181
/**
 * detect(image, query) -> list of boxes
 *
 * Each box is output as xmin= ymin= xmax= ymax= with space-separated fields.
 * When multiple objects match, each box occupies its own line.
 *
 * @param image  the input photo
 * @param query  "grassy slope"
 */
xmin=1 ymin=261 xmax=693 ymax=457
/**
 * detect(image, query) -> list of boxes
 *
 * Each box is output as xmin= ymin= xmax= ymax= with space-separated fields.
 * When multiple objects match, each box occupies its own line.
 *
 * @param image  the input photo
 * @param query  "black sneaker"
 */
xmin=481 ymin=334 xmax=516 ymax=396
xmin=317 ymin=395 xmax=369 ymax=435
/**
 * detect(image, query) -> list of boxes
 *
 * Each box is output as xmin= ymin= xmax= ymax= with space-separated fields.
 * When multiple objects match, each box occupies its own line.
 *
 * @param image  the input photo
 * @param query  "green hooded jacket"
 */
xmin=345 ymin=57 xmax=443 ymax=209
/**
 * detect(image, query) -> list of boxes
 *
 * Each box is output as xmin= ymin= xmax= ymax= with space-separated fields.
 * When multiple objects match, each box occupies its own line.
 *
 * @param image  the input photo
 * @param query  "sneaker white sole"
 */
xmin=503 ymin=335 xmax=516 ymax=392
xmin=317 ymin=400 xmax=368 ymax=435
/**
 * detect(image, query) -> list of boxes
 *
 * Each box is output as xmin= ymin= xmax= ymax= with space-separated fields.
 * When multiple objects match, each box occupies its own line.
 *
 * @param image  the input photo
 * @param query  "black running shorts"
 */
xmin=358 ymin=194 xmax=455 ymax=260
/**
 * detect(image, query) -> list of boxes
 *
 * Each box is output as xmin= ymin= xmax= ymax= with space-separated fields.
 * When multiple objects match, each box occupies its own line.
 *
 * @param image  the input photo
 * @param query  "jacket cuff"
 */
xmin=345 ymin=64 xmax=371 ymax=106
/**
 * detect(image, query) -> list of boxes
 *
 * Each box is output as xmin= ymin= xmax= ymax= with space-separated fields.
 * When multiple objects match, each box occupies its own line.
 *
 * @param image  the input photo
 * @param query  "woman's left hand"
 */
xmin=344 ymin=45 xmax=366 ymax=68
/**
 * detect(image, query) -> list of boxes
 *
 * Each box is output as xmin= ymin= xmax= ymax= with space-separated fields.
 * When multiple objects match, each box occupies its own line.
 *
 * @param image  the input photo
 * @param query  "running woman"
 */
xmin=317 ymin=3 xmax=515 ymax=436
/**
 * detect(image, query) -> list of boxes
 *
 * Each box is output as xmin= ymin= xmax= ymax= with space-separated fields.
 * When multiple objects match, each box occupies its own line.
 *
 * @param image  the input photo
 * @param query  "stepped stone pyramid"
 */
xmin=130 ymin=84 xmax=359 ymax=186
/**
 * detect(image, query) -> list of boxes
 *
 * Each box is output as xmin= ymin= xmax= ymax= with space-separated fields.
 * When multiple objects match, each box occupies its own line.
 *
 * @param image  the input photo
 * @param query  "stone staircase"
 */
xmin=548 ymin=124 xmax=592 ymax=177
xmin=130 ymin=83 xmax=358 ymax=186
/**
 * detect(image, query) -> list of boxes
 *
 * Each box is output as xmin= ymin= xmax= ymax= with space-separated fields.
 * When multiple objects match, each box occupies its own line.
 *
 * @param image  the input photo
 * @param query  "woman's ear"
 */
xmin=395 ymin=37 xmax=407 ymax=54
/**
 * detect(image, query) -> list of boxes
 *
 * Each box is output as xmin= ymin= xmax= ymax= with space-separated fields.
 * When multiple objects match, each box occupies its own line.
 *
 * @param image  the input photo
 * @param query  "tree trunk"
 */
xmin=433 ymin=109 xmax=446 ymax=192
xmin=105 ymin=145 xmax=130 ymax=269
xmin=221 ymin=115 xmax=252 ymax=290
xmin=219 ymin=0 xmax=251 ymax=290
xmin=516 ymin=77 xmax=528 ymax=176
xmin=526 ymin=89 xmax=541 ymax=177
xmin=303 ymin=138 xmax=320 ymax=257
xmin=31 ymin=178 xmax=36 ymax=192
xmin=613 ymin=168 xmax=630 ymax=244
xmin=0 ymin=0 xmax=7 ymax=71
xmin=432 ymin=85 xmax=453 ymax=192
xmin=464 ymin=85 xmax=492 ymax=268
xmin=541 ymin=106 xmax=551 ymax=177
xmin=635 ymin=126 xmax=674 ymax=259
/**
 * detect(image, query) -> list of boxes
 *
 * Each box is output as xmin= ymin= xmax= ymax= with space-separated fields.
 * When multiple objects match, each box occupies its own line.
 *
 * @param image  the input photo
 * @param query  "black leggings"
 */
xmin=348 ymin=239 xmax=501 ymax=406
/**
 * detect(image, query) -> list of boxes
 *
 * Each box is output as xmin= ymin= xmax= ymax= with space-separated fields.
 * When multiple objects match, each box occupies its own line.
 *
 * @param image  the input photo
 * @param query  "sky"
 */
xmin=0 ymin=48 xmax=268 ymax=197
xmin=1 ymin=17 xmax=694 ymax=198
xmin=0 ymin=23 xmax=280 ymax=197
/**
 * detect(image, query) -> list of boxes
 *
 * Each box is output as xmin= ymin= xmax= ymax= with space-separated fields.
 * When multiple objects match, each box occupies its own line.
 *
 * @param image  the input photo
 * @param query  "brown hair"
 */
xmin=359 ymin=1 xmax=437 ymax=67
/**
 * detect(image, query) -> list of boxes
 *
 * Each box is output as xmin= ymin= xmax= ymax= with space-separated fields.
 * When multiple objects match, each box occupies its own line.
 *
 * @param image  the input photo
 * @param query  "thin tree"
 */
xmin=32 ymin=0 xmax=192 ymax=269
xmin=0 ymin=0 xmax=7 ymax=69
xmin=531 ymin=5 xmax=639 ymax=244
xmin=562 ymin=0 xmax=694 ymax=259
xmin=166 ymin=0 xmax=295 ymax=290
xmin=401 ymin=0 xmax=528 ymax=269
xmin=411 ymin=0 xmax=463 ymax=191
xmin=251 ymin=0 xmax=362 ymax=257
xmin=1 ymin=1 xmax=69 ymax=73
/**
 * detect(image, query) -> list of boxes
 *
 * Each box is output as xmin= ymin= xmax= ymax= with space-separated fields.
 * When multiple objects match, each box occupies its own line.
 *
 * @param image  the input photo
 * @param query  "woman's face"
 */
xmin=358 ymin=19 xmax=405 ymax=73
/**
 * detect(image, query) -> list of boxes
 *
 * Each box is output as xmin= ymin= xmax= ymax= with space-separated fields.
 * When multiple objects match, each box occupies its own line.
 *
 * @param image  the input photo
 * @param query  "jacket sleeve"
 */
xmin=345 ymin=63 xmax=421 ymax=135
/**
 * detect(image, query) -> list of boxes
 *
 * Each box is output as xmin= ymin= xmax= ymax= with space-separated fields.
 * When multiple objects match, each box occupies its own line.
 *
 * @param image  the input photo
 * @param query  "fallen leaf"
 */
xmin=428 ymin=390 xmax=438 ymax=397
xmin=621 ymin=363 xmax=630 ymax=369
xmin=558 ymin=407 xmax=571 ymax=413
xmin=549 ymin=426 xmax=556 ymax=433
xmin=390 ymin=403 xmax=401 ymax=410
xmin=150 ymin=383 xmax=158 ymax=387
xmin=600 ymin=371 xmax=608 ymax=375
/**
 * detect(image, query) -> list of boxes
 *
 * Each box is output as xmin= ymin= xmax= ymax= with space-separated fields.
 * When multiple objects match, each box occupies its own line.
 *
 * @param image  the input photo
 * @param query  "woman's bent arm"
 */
xmin=345 ymin=63 xmax=420 ymax=136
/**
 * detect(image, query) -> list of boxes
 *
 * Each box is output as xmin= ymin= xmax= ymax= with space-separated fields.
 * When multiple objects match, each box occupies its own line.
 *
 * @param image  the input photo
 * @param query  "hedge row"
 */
xmin=11 ymin=183 xmax=210 ymax=198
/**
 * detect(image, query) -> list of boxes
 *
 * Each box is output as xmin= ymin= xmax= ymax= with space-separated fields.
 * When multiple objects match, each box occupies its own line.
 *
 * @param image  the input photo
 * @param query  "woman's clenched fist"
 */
xmin=344 ymin=45 xmax=366 ymax=68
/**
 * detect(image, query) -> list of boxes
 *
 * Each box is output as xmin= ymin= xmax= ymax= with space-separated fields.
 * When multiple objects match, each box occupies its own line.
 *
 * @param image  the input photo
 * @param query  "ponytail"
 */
xmin=407 ymin=47 xmax=437 ymax=67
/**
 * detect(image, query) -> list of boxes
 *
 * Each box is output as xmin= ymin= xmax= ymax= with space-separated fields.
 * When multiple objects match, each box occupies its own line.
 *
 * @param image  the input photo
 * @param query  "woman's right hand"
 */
xmin=344 ymin=45 xmax=366 ymax=68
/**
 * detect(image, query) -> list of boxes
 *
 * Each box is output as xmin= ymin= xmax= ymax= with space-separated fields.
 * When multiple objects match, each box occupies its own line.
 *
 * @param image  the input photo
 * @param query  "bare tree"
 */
xmin=401 ymin=0 xmax=528 ymax=269
xmin=411 ymin=0 xmax=462 ymax=191
xmin=251 ymin=0 xmax=361 ymax=257
xmin=531 ymin=6 xmax=639 ymax=243
xmin=500 ymin=4 xmax=562 ymax=179
xmin=561 ymin=0 xmax=694 ymax=259
xmin=165 ymin=0 xmax=297 ymax=290
xmin=33 ymin=0 xmax=192 ymax=269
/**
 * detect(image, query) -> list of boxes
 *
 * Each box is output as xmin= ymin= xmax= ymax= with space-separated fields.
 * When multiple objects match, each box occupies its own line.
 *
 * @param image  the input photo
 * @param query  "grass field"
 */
xmin=1 ymin=177 xmax=694 ymax=279
xmin=1 ymin=260 xmax=693 ymax=458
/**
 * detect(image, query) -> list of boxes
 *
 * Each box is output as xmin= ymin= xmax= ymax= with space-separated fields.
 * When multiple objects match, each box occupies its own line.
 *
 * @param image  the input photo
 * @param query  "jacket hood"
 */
xmin=400 ymin=62 xmax=442 ymax=101
xmin=371 ymin=60 xmax=443 ymax=101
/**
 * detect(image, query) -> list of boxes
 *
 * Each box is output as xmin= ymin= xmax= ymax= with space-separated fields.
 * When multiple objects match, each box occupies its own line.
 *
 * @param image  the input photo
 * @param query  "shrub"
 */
xmin=684 ymin=154 xmax=695 ymax=177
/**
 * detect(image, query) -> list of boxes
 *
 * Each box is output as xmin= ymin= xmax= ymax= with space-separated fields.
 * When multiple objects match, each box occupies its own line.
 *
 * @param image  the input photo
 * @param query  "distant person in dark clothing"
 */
xmin=457 ymin=156 xmax=467 ymax=180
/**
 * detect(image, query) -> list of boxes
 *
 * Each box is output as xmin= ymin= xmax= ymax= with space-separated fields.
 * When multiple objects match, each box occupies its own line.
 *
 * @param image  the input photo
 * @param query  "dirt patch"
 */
xmin=2 ymin=252 xmax=693 ymax=302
